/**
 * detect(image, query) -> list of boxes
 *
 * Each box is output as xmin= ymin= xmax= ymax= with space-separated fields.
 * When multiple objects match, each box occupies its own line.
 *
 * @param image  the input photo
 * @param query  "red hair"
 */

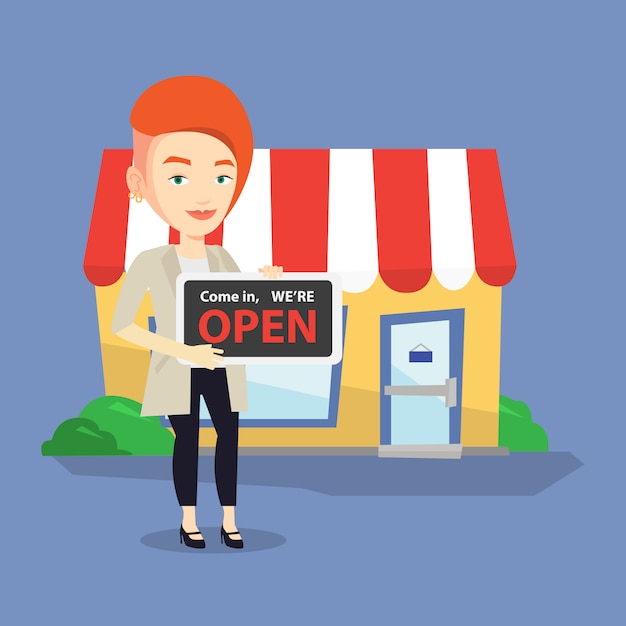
xmin=130 ymin=76 xmax=253 ymax=212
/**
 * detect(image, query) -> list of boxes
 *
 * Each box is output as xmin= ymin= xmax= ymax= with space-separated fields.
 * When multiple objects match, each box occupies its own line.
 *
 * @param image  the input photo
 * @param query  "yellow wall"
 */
xmin=339 ymin=274 xmax=502 ymax=447
xmin=95 ymin=278 xmax=152 ymax=402
xmin=95 ymin=272 xmax=502 ymax=448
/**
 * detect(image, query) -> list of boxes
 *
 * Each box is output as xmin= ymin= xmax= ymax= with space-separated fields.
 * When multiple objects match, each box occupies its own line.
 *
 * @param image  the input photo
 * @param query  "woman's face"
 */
xmin=145 ymin=131 xmax=237 ymax=238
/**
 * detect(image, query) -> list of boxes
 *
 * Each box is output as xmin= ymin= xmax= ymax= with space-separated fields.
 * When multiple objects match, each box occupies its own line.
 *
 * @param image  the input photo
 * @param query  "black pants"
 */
xmin=168 ymin=368 xmax=239 ymax=507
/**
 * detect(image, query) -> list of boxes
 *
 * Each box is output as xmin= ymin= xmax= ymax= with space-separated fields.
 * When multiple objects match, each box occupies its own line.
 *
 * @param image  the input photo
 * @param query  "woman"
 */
xmin=111 ymin=76 xmax=281 ymax=549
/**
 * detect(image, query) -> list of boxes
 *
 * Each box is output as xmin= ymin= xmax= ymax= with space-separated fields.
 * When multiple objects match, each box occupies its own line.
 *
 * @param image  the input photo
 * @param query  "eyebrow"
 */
xmin=215 ymin=159 xmax=235 ymax=167
xmin=163 ymin=156 xmax=191 ymax=165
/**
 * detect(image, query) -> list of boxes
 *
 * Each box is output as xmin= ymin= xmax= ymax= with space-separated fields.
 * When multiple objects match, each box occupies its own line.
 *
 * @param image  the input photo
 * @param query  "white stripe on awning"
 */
xmin=222 ymin=149 xmax=273 ymax=271
xmin=328 ymin=149 xmax=378 ymax=292
xmin=427 ymin=149 xmax=475 ymax=290
xmin=125 ymin=197 xmax=169 ymax=272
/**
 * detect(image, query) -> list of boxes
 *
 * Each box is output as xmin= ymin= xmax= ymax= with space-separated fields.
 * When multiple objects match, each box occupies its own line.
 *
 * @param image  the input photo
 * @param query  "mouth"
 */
xmin=187 ymin=209 xmax=217 ymax=221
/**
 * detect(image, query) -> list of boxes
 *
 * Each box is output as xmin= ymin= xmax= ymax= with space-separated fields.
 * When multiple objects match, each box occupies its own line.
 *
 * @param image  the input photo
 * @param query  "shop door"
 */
xmin=380 ymin=310 xmax=464 ymax=445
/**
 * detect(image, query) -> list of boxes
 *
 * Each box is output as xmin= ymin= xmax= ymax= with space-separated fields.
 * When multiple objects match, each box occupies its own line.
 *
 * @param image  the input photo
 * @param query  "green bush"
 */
xmin=498 ymin=395 xmax=548 ymax=452
xmin=42 ymin=396 xmax=174 ymax=456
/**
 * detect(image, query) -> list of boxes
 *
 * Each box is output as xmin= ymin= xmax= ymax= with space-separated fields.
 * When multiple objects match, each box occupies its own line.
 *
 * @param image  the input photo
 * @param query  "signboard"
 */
xmin=409 ymin=343 xmax=433 ymax=363
xmin=176 ymin=272 xmax=343 ymax=364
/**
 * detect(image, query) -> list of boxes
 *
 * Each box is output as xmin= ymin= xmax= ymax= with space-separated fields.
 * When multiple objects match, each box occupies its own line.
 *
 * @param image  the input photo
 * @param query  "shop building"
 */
xmin=85 ymin=148 xmax=515 ymax=457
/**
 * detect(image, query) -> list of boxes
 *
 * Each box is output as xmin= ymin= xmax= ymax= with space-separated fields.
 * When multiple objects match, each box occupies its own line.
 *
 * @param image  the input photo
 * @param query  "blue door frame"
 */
xmin=380 ymin=309 xmax=465 ymax=445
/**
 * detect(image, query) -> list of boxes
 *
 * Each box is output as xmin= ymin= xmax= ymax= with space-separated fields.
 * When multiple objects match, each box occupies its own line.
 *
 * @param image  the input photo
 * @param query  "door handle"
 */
xmin=384 ymin=377 xmax=457 ymax=408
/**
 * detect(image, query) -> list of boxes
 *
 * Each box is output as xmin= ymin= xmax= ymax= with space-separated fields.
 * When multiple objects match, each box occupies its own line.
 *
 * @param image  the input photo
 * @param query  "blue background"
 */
xmin=2 ymin=1 xmax=623 ymax=623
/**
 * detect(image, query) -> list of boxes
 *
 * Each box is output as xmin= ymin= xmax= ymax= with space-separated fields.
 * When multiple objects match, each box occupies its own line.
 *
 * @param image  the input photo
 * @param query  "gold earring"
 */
xmin=128 ymin=192 xmax=135 ymax=200
xmin=135 ymin=193 xmax=143 ymax=203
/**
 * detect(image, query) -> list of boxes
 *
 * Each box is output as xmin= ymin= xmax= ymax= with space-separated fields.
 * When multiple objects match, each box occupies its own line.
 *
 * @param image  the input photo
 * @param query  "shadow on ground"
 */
xmin=141 ymin=527 xmax=286 ymax=553
xmin=53 ymin=452 xmax=583 ymax=496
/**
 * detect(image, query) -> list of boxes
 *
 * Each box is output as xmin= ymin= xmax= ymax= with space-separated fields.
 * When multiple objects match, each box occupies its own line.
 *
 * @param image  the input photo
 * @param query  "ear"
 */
xmin=126 ymin=166 xmax=147 ymax=195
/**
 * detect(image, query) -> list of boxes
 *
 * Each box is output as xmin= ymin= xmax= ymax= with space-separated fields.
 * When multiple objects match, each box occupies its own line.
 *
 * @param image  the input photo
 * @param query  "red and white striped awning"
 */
xmin=84 ymin=148 xmax=515 ymax=293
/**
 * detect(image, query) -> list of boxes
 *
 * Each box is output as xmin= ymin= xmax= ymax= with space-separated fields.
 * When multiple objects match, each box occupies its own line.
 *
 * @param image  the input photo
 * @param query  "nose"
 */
xmin=195 ymin=198 xmax=211 ymax=206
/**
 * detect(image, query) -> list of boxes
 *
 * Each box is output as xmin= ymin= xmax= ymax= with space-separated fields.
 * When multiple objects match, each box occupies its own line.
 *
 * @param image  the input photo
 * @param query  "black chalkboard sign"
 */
xmin=176 ymin=272 xmax=343 ymax=364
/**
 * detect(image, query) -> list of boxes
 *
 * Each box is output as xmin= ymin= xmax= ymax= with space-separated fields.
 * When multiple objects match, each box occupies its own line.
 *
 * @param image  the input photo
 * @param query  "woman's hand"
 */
xmin=258 ymin=264 xmax=283 ymax=279
xmin=184 ymin=344 xmax=225 ymax=370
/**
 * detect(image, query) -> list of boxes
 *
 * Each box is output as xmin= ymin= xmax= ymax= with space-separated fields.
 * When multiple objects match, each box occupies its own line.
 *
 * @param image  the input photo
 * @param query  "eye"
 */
xmin=169 ymin=175 xmax=189 ymax=186
xmin=215 ymin=175 xmax=233 ymax=185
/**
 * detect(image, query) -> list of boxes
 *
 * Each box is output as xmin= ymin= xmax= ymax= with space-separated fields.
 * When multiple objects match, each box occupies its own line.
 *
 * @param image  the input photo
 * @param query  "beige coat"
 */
xmin=111 ymin=245 xmax=247 ymax=416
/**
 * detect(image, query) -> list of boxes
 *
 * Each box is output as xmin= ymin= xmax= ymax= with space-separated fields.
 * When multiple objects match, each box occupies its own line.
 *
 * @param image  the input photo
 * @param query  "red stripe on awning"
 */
xmin=205 ymin=223 xmax=224 ymax=246
xmin=466 ymin=149 xmax=516 ymax=286
xmin=373 ymin=149 xmax=431 ymax=292
xmin=270 ymin=150 xmax=329 ymax=271
xmin=84 ymin=149 xmax=132 ymax=286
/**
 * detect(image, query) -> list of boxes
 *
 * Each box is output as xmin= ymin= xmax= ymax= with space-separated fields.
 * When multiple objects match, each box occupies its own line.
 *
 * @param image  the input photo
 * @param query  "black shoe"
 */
xmin=180 ymin=526 xmax=205 ymax=549
xmin=221 ymin=526 xmax=244 ymax=549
